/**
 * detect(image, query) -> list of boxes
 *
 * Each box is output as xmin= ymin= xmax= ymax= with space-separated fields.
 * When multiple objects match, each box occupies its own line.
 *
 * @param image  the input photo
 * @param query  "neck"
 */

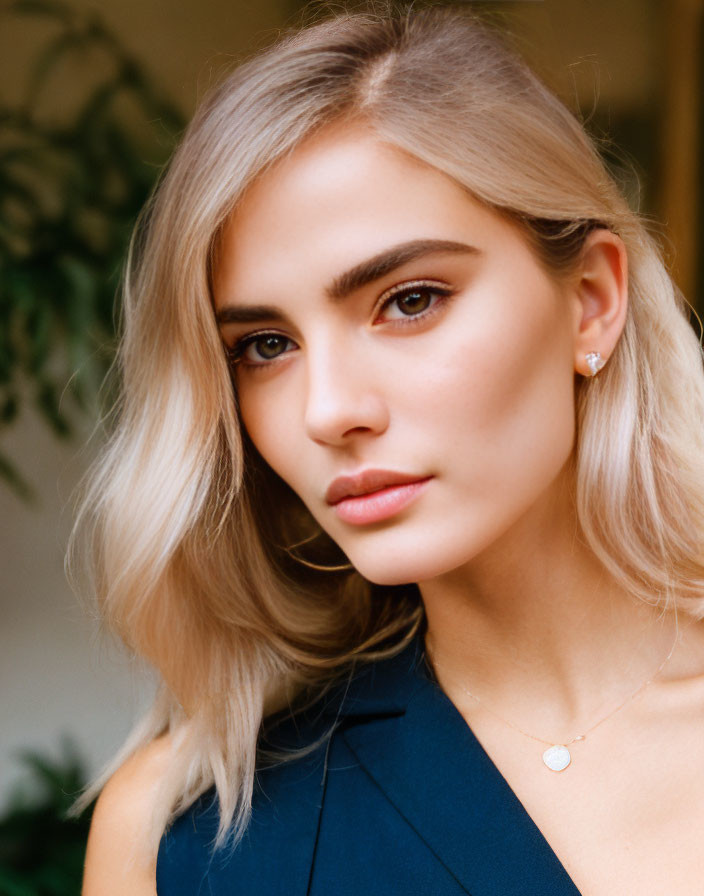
xmin=418 ymin=479 xmax=682 ymax=736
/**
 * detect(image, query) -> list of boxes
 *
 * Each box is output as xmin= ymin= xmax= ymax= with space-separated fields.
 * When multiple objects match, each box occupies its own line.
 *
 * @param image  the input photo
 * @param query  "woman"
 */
xmin=75 ymin=4 xmax=704 ymax=894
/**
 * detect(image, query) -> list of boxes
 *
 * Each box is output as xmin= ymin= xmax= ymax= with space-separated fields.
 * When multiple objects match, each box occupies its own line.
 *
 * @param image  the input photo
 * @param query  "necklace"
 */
xmin=423 ymin=615 xmax=681 ymax=772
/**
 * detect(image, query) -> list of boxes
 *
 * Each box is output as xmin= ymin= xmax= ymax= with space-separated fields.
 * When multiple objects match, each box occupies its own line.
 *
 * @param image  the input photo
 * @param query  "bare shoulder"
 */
xmin=82 ymin=733 xmax=174 ymax=896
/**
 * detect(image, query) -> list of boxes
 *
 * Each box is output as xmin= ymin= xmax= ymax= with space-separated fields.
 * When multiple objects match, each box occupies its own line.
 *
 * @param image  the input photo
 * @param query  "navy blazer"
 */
xmin=157 ymin=625 xmax=583 ymax=895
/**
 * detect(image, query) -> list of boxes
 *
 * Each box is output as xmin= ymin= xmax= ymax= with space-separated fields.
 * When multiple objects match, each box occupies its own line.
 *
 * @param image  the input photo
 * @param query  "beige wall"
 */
xmin=0 ymin=0 xmax=663 ymax=806
xmin=0 ymin=0 xmax=660 ymax=115
xmin=0 ymin=400 xmax=157 ymax=805
xmin=0 ymin=0 xmax=286 ymax=114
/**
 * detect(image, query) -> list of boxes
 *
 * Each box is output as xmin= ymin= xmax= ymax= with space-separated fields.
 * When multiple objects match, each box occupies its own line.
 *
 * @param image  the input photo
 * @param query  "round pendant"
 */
xmin=542 ymin=744 xmax=571 ymax=772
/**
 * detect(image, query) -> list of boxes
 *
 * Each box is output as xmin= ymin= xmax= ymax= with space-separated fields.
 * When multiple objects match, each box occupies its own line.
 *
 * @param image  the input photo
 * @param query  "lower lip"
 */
xmin=332 ymin=477 xmax=433 ymax=525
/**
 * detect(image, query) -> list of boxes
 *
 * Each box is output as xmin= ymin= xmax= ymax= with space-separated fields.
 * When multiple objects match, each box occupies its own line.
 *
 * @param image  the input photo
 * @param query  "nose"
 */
xmin=303 ymin=341 xmax=389 ymax=446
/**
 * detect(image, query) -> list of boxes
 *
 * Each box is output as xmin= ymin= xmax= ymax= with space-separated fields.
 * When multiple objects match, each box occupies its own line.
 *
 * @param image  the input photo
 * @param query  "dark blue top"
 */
xmin=156 ymin=622 xmax=583 ymax=895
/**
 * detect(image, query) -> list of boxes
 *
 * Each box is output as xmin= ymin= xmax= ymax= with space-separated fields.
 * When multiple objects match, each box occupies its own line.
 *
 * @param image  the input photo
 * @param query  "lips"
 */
xmin=325 ymin=469 xmax=431 ymax=505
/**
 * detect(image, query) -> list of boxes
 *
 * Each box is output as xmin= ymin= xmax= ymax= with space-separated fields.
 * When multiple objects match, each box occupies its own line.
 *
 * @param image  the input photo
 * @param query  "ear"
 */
xmin=569 ymin=228 xmax=629 ymax=377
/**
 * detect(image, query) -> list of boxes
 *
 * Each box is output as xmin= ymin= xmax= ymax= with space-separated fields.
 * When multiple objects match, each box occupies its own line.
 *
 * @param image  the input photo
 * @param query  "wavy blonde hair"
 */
xmin=67 ymin=0 xmax=704 ymax=857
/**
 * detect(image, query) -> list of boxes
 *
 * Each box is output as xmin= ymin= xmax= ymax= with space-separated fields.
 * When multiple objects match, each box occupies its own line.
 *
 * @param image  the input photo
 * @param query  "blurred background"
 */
xmin=0 ymin=0 xmax=702 ymax=890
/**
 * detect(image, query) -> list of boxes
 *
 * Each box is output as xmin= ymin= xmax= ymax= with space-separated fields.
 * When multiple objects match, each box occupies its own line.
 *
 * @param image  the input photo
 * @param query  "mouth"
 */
xmin=325 ymin=469 xmax=433 ymax=526
xmin=325 ymin=468 xmax=431 ymax=504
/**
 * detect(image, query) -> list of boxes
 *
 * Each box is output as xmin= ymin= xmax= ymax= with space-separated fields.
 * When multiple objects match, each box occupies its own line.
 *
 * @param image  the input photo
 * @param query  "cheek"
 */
xmin=338 ymin=298 xmax=576 ymax=585
xmin=237 ymin=379 xmax=304 ymax=483
xmin=427 ymin=282 xmax=576 ymax=511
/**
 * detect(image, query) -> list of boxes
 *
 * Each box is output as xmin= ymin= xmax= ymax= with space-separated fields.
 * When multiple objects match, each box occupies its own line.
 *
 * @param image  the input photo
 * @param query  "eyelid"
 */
xmin=379 ymin=277 xmax=448 ymax=300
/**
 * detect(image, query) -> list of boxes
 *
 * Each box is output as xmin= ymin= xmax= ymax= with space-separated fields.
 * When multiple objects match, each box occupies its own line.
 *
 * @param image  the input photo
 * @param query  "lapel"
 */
xmin=324 ymin=625 xmax=583 ymax=896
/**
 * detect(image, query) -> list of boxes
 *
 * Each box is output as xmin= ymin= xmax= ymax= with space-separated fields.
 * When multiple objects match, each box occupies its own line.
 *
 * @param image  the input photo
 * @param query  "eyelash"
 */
xmin=226 ymin=280 xmax=454 ymax=370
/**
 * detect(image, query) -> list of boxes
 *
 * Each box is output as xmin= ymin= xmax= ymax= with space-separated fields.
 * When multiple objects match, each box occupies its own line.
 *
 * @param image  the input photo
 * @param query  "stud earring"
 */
xmin=585 ymin=351 xmax=606 ymax=376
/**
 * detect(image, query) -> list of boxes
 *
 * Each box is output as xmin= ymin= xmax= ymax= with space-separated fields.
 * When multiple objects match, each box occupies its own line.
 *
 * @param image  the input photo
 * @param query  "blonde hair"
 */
xmin=67 ymin=0 xmax=704 ymax=858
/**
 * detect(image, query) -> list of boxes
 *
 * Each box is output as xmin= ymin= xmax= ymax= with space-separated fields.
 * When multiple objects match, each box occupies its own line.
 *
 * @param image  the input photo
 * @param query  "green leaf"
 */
xmin=0 ymin=451 xmax=36 ymax=503
xmin=0 ymin=0 xmax=185 ymax=498
xmin=35 ymin=379 xmax=72 ymax=437
xmin=0 ymin=740 xmax=93 ymax=895
xmin=0 ymin=393 xmax=18 ymax=423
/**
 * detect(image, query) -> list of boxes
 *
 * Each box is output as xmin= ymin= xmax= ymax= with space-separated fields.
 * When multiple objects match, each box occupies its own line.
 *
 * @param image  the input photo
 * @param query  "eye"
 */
xmin=228 ymin=332 xmax=297 ymax=368
xmin=376 ymin=282 xmax=453 ymax=323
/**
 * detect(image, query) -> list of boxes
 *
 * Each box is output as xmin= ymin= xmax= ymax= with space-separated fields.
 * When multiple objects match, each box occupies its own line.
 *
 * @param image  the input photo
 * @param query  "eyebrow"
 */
xmin=215 ymin=238 xmax=481 ymax=326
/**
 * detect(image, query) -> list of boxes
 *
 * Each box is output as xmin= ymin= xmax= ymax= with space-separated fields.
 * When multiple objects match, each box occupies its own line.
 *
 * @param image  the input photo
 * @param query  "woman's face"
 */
xmin=212 ymin=124 xmax=582 ymax=586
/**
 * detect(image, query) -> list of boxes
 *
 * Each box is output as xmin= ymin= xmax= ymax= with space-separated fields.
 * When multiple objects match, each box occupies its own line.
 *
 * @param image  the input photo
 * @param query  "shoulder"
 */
xmin=83 ymin=733 xmax=174 ymax=896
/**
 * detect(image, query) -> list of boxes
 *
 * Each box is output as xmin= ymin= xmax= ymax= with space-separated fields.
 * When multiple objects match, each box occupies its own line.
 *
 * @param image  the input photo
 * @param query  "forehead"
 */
xmin=211 ymin=124 xmax=517 ymax=305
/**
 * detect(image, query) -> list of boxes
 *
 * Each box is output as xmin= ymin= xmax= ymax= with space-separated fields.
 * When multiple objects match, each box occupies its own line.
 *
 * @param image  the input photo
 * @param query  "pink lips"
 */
xmin=325 ymin=469 xmax=433 ymax=525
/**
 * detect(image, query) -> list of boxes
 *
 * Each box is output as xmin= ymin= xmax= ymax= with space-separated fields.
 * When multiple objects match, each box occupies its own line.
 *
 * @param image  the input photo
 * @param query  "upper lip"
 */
xmin=325 ymin=469 xmax=430 ymax=505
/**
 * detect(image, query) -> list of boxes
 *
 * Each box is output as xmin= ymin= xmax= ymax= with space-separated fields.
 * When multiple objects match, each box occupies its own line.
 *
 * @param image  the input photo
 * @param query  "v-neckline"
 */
xmin=339 ymin=625 xmax=584 ymax=895
xmin=420 ymin=643 xmax=584 ymax=886
xmin=422 ymin=631 xmax=590 ymax=888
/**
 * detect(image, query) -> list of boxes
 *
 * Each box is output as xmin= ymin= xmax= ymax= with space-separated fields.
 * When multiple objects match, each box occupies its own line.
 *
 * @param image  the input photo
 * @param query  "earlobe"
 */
xmin=572 ymin=229 xmax=629 ymax=378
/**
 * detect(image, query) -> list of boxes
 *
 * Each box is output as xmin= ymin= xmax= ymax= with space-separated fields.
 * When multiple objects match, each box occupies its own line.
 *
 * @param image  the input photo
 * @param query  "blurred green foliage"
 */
xmin=0 ymin=738 xmax=92 ymax=896
xmin=0 ymin=0 xmax=184 ymax=500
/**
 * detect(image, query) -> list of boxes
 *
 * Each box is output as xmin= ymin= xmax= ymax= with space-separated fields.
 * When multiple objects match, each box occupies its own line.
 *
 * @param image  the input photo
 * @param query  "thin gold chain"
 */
xmin=423 ymin=612 xmax=681 ymax=748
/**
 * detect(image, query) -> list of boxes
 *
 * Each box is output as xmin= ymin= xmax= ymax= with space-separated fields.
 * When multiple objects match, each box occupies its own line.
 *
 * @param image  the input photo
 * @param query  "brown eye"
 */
xmin=229 ymin=332 xmax=297 ymax=368
xmin=378 ymin=283 xmax=453 ymax=323
xmin=396 ymin=289 xmax=433 ymax=315
xmin=251 ymin=334 xmax=290 ymax=360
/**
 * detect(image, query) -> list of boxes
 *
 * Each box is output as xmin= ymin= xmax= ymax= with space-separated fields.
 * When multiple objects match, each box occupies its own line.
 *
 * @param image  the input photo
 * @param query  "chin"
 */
xmin=348 ymin=548 xmax=459 ymax=588
xmin=340 ymin=517 xmax=504 ymax=587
